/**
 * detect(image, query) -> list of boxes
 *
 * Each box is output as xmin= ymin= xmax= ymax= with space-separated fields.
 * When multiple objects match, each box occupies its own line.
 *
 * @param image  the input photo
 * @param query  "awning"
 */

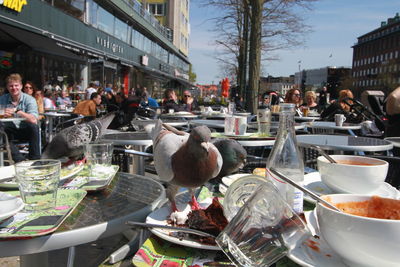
xmin=0 ymin=23 xmax=85 ymax=63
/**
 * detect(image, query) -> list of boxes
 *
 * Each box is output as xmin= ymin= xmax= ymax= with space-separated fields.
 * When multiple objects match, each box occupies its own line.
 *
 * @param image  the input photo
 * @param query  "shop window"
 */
xmin=53 ymin=0 xmax=85 ymax=21
xmin=97 ymin=6 xmax=114 ymax=35
xmin=114 ymin=18 xmax=128 ymax=42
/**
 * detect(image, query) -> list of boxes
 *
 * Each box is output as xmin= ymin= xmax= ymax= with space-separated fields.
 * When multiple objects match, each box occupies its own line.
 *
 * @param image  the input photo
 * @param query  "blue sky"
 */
xmin=189 ymin=0 xmax=399 ymax=84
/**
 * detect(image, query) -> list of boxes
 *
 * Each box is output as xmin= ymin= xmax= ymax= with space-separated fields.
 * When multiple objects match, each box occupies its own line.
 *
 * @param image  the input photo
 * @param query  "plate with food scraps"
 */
xmin=146 ymin=199 xmax=221 ymax=250
xmin=0 ymin=162 xmax=84 ymax=189
xmin=287 ymin=210 xmax=345 ymax=267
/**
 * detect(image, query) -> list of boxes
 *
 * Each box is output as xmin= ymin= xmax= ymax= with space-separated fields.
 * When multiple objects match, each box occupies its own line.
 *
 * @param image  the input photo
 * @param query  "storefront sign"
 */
xmin=96 ymin=36 xmax=124 ymax=54
xmin=141 ymin=55 xmax=149 ymax=66
xmin=0 ymin=56 xmax=13 ymax=69
xmin=1 ymin=0 xmax=27 ymax=12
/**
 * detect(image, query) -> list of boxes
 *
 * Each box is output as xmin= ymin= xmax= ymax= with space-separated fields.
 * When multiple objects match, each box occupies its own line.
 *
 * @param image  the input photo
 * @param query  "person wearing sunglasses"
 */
xmin=23 ymin=81 xmax=36 ymax=96
xmin=180 ymin=90 xmax=199 ymax=112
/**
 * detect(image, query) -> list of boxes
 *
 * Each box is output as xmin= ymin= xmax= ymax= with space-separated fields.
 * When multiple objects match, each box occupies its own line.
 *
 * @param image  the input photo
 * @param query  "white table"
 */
xmin=101 ymin=132 xmax=153 ymax=175
xmin=297 ymin=134 xmax=393 ymax=153
xmin=305 ymin=121 xmax=361 ymax=135
xmin=384 ymin=137 xmax=400 ymax=148
xmin=0 ymin=173 xmax=165 ymax=267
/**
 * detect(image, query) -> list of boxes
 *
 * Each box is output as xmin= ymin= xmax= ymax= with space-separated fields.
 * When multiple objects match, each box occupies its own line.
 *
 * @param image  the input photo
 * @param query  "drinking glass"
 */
xmin=85 ymin=142 xmax=114 ymax=178
xmin=15 ymin=159 xmax=61 ymax=211
xmin=0 ymin=104 xmax=5 ymax=118
xmin=257 ymin=109 xmax=271 ymax=136
xmin=217 ymin=182 xmax=309 ymax=267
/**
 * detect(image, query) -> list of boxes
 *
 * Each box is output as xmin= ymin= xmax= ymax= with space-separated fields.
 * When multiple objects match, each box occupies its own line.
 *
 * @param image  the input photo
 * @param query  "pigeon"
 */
xmin=41 ymin=113 xmax=115 ymax=162
xmin=211 ymin=138 xmax=247 ymax=181
xmin=149 ymin=120 xmax=223 ymax=212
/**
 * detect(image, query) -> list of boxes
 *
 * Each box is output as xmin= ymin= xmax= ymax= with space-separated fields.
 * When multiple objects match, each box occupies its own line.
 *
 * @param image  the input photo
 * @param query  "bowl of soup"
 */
xmin=317 ymin=194 xmax=400 ymax=267
xmin=317 ymin=155 xmax=388 ymax=194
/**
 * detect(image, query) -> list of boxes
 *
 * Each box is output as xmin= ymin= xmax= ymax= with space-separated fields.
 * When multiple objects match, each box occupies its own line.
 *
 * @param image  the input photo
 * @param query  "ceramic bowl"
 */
xmin=317 ymin=194 xmax=400 ymax=267
xmin=317 ymin=155 xmax=388 ymax=194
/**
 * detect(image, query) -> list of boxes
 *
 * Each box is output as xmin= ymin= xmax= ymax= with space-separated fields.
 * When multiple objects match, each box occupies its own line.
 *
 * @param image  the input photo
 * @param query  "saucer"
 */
xmin=303 ymin=172 xmax=400 ymax=203
xmin=287 ymin=210 xmax=346 ymax=267
xmin=303 ymin=172 xmax=334 ymax=203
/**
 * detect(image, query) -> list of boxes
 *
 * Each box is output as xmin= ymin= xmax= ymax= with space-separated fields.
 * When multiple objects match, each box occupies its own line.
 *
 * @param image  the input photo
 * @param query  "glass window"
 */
xmin=114 ymin=17 xmax=128 ymax=42
xmin=148 ymin=3 xmax=164 ymax=16
xmin=53 ymin=0 xmax=85 ymax=21
xmin=97 ymin=6 xmax=114 ymax=35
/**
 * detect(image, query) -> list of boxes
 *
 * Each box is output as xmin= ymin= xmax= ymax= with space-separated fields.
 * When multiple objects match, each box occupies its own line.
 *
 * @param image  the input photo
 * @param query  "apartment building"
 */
xmin=352 ymin=13 xmax=400 ymax=96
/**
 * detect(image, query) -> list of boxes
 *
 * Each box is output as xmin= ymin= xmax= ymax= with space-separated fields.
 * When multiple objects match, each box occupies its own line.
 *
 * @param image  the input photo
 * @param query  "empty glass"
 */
xmin=217 ymin=182 xmax=309 ymax=267
xmin=85 ymin=142 xmax=114 ymax=178
xmin=15 ymin=159 xmax=61 ymax=211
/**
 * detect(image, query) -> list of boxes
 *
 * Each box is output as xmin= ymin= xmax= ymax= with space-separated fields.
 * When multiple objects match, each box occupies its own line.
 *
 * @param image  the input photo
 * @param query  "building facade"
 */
xmin=145 ymin=0 xmax=190 ymax=57
xmin=352 ymin=13 xmax=400 ymax=97
xmin=295 ymin=67 xmax=351 ymax=99
xmin=0 ymin=0 xmax=190 ymax=98
xmin=259 ymin=76 xmax=294 ymax=97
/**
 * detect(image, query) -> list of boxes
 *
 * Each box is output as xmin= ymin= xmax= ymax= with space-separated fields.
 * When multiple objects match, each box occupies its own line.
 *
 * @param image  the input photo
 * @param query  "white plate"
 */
xmin=221 ymin=173 xmax=251 ymax=187
xmin=145 ymin=200 xmax=220 ymax=250
xmin=0 ymin=192 xmax=24 ymax=221
xmin=287 ymin=210 xmax=345 ymax=267
xmin=0 ymin=163 xmax=84 ymax=189
xmin=223 ymin=133 xmax=253 ymax=137
xmin=303 ymin=172 xmax=334 ymax=203
xmin=0 ymin=165 xmax=15 ymax=180
xmin=303 ymin=172 xmax=400 ymax=203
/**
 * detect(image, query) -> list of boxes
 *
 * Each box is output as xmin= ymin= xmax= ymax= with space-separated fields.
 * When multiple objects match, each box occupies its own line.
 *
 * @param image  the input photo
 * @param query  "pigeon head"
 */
xmin=188 ymin=126 xmax=212 ymax=153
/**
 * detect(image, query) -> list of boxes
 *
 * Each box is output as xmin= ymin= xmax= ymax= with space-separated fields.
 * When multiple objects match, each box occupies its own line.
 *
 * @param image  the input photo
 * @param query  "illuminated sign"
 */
xmin=0 ymin=0 xmax=27 ymax=12
xmin=141 ymin=55 xmax=148 ymax=66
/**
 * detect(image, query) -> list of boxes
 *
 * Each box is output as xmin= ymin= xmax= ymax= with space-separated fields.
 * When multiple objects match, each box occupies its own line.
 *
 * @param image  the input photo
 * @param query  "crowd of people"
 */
xmin=2 ymin=71 xmax=400 ymax=162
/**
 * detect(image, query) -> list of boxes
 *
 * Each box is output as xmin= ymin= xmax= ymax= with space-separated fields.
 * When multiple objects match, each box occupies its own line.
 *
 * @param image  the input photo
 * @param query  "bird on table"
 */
xmin=210 ymin=138 xmax=247 ymax=182
xmin=149 ymin=120 xmax=223 ymax=212
xmin=41 ymin=113 xmax=115 ymax=165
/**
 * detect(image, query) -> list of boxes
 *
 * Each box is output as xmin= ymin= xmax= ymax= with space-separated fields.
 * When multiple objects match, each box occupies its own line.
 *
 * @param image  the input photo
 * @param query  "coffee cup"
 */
xmin=334 ymin=114 xmax=346 ymax=127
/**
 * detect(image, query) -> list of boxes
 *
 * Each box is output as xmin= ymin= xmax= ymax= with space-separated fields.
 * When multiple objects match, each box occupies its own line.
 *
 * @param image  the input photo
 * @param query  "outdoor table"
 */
xmin=384 ymin=137 xmax=400 ymax=156
xmin=294 ymin=116 xmax=320 ymax=122
xmin=160 ymin=113 xmax=199 ymax=119
xmin=101 ymin=132 xmax=153 ymax=175
xmin=305 ymin=121 xmax=361 ymax=135
xmin=41 ymin=112 xmax=71 ymax=141
xmin=0 ymin=173 xmax=165 ymax=267
xmin=131 ymin=119 xmax=189 ymax=129
xmin=296 ymin=134 xmax=393 ymax=153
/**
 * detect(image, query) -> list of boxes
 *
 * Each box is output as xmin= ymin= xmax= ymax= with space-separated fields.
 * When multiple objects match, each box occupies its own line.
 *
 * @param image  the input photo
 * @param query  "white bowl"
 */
xmin=317 ymin=155 xmax=388 ymax=194
xmin=317 ymin=194 xmax=400 ymax=267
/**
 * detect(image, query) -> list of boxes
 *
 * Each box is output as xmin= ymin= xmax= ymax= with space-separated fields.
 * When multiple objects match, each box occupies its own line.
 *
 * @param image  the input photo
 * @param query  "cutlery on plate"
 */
xmin=309 ymin=145 xmax=337 ymax=164
xmin=269 ymin=168 xmax=342 ymax=212
xmin=126 ymin=221 xmax=216 ymax=238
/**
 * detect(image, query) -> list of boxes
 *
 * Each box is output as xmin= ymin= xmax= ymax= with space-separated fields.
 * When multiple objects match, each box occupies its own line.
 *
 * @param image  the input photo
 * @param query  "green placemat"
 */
xmin=0 ymin=189 xmax=86 ymax=238
xmin=62 ymin=165 xmax=119 ymax=191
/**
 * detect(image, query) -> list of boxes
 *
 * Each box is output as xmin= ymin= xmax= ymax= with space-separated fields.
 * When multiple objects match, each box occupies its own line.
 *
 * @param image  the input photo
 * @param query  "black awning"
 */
xmin=0 ymin=23 xmax=85 ymax=63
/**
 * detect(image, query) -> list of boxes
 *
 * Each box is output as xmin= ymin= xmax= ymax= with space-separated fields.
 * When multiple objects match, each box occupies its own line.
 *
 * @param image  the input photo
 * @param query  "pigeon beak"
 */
xmin=201 ymin=142 xmax=209 ymax=152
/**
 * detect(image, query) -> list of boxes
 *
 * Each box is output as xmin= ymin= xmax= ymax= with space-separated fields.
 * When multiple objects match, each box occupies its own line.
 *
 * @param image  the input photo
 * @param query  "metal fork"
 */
xmin=126 ymin=221 xmax=216 ymax=238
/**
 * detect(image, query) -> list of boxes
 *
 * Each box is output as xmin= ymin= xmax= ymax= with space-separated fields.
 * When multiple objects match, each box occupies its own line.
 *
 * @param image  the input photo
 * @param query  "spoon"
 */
xmin=269 ymin=168 xmax=342 ymax=212
xmin=310 ymin=145 xmax=337 ymax=164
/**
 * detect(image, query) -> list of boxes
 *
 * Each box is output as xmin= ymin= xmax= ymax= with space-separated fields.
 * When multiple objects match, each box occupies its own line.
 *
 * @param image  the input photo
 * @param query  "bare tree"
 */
xmin=197 ymin=0 xmax=315 ymax=111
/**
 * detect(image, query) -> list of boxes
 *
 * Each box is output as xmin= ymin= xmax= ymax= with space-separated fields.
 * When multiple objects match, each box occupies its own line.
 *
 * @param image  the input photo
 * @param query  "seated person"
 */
xmin=300 ymin=91 xmax=319 ymax=112
xmin=284 ymin=88 xmax=303 ymax=116
xmin=162 ymin=89 xmax=183 ymax=113
xmin=73 ymin=92 xmax=101 ymax=117
xmin=0 ymin=73 xmax=40 ymax=162
xmin=56 ymin=89 xmax=72 ymax=107
xmin=43 ymin=89 xmax=56 ymax=110
xmin=385 ymin=86 xmax=400 ymax=137
xmin=180 ymin=90 xmax=198 ymax=112
xmin=320 ymin=89 xmax=362 ymax=123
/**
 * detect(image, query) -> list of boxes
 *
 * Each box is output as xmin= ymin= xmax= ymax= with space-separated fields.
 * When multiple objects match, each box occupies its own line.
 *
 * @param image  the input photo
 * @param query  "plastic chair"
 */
xmin=369 ymin=155 xmax=400 ymax=190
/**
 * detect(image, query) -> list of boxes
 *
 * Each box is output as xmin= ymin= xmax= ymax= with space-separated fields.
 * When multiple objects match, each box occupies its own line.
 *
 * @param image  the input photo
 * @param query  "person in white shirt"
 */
xmin=85 ymin=82 xmax=97 ymax=100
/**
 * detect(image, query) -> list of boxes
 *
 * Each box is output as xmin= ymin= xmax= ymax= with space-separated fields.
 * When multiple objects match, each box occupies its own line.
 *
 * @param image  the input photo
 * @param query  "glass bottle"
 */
xmin=265 ymin=103 xmax=304 ymax=214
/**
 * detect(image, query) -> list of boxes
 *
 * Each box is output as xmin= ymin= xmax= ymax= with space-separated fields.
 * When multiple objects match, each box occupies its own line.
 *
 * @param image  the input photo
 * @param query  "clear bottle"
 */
xmin=265 ymin=103 xmax=304 ymax=214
